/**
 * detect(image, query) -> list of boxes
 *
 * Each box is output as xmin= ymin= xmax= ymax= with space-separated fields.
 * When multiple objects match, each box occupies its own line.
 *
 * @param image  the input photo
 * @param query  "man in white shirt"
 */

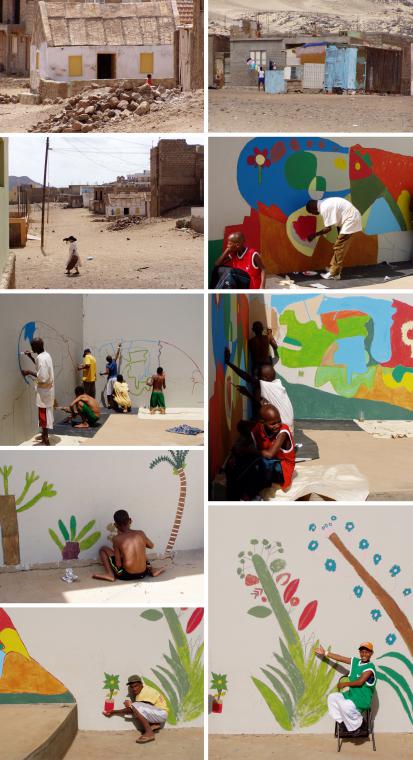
xmin=306 ymin=197 xmax=363 ymax=280
xmin=22 ymin=338 xmax=55 ymax=446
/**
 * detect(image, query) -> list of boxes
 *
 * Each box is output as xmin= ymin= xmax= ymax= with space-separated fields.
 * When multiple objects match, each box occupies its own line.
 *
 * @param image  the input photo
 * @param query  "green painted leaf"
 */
xmin=151 ymin=668 xmax=179 ymax=718
xmin=378 ymin=665 xmax=413 ymax=712
xmin=377 ymin=671 xmax=413 ymax=725
xmin=377 ymin=651 xmax=413 ymax=678
xmin=248 ymin=606 xmax=272 ymax=619
xmin=143 ymin=677 xmax=177 ymax=725
xmin=252 ymin=677 xmax=293 ymax=731
xmin=261 ymin=667 xmax=294 ymax=718
xmin=48 ymin=528 xmax=64 ymax=551
xmin=58 ymin=520 xmax=69 ymax=541
xmin=140 ymin=609 xmax=164 ymax=621
xmin=69 ymin=515 xmax=77 ymax=541
xmin=76 ymin=519 xmax=96 ymax=542
xmin=268 ymin=663 xmax=297 ymax=702
xmin=78 ymin=531 xmax=101 ymax=551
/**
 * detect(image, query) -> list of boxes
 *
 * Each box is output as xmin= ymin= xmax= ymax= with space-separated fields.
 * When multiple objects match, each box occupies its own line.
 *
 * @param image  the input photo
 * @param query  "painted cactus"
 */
xmin=49 ymin=516 xmax=101 ymax=560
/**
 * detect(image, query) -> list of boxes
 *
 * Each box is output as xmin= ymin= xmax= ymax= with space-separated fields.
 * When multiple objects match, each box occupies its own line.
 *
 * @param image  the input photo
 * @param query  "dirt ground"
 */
xmin=209 ymin=88 xmax=413 ymax=132
xmin=0 ymin=80 xmax=204 ymax=133
xmin=0 ymin=549 xmax=203 ymax=603
xmin=15 ymin=204 xmax=203 ymax=289
xmin=209 ymin=733 xmax=412 ymax=759
xmin=65 ymin=728 xmax=203 ymax=759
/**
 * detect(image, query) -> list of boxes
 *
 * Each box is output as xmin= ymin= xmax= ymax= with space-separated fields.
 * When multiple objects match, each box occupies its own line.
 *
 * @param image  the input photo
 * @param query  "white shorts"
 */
xmin=106 ymin=377 xmax=116 ymax=396
xmin=135 ymin=703 xmax=168 ymax=724
xmin=328 ymin=692 xmax=363 ymax=732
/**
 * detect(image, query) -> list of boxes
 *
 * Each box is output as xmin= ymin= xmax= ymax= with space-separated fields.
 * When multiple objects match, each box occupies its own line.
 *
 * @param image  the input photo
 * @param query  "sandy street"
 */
xmin=209 ymin=89 xmax=413 ymax=133
xmin=209 ymin=733 xmax=412 ymax=759
xmin=15 ymin=204 xmax=203 ymax=289
xmin=65 ymin=728 xmax=204 ymax=759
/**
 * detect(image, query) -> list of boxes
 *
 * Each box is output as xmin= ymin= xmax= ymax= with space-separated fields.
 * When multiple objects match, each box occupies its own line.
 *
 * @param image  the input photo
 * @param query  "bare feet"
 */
xmin=74 ymin=422 xmax=90 ymax=428
xmin=92 ymin=573 xmax=116 ymax=582
xmin=151 ymin=566 xmax=166 ymax=577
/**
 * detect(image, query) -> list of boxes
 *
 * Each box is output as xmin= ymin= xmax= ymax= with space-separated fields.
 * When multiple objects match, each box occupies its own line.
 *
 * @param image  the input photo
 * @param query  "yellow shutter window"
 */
xmin=140 ymin=52 xmax=154 ymax=74
xmin=35 ymin=52 xmax=40 ymax=70
xmin=68 ymin=56 xmax=83 ymax=77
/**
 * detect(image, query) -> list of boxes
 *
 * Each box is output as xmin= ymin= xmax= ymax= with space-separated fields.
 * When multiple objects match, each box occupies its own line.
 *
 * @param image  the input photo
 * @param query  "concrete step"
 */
xmin=0 ymin=703 xmax=77 ymax=760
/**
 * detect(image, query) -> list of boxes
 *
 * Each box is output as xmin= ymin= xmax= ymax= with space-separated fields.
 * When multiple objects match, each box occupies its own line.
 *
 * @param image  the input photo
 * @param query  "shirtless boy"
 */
xmin=146 ymin=367 xmax=166 ymax=414
xmin=60 ymin=385 xmax=101 ymax=428
xmin=92 ymin=509 xmax=165 ymax=582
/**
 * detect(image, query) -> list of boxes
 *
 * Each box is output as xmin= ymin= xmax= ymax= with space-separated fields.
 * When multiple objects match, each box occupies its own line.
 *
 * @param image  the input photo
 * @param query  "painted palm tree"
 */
xmin=149 ymin=451 xmax=189 ymax=555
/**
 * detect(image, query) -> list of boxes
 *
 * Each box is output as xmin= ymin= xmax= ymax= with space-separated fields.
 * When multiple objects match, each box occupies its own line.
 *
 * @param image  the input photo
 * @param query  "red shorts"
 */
xmin=38 ymin=408 xmax=47 ymax=428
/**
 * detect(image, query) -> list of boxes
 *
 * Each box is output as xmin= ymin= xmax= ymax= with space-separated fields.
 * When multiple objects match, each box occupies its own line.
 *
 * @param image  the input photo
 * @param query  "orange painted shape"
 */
xmin=0 ymin=652 xmax=68 ymax=695
xmin=321 ymin=310 xmax=367 ymax=335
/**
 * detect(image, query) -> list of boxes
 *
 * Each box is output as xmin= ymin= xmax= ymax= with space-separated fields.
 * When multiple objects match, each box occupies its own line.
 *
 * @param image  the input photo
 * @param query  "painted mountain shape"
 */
xmin=0 ymin=609 xmax=74 ymax=704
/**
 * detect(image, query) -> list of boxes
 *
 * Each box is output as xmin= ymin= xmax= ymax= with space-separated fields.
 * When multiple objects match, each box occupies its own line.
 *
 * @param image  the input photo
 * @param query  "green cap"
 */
xmin=126 ymin=674 xmax=142 ymax=685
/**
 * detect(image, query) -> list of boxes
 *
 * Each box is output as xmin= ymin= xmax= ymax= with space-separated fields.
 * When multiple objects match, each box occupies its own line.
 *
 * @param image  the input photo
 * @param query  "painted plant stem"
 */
xmin=252 ymin=554 xmax=302 ymax=656
xmin=329 ymin=532 xmax=413 ymax=655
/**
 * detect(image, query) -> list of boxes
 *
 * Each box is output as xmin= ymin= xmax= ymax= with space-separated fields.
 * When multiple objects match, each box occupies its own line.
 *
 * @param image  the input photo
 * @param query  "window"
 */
xmin=249 ymin=50 xmax=266 ymax=67
xmin=68 ymin=55 xmax=83 ymax=77
xmin=11 ymin=36 xmax=18 ymax=55
xmin=35 ymin=51 xmax=40 ymax=70
xmin=140 ymin=52 xmax=154 ymax=74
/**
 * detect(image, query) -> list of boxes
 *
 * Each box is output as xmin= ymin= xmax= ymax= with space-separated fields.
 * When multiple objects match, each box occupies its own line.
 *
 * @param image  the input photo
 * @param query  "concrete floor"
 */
xmin=65 ymin=728 xmax=203 ymax=759
xmin=1 ymin=704 xmax=77 ymax=760
xmin=209 ymin=733 xmax=412 ymax=760
xmin=301 ymin=428 xmax=413 ymax=500
xmin=0 ymin=549 xmax=203 ymax=603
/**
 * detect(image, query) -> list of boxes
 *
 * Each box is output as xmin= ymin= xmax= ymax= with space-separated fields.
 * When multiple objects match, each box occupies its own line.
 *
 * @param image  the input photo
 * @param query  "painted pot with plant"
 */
xmin=49 ymin=516 xmax=101 ymax=560
xmin=103 ymin=673 xmax=120 ymax=712
xmin=210 ymin=672 xmax=228 ymax=713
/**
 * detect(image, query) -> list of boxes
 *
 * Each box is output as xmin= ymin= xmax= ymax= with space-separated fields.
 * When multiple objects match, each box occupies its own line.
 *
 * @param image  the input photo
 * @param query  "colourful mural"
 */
xmin=49 ymin=516 xmax=101 ymax=560
xmin=140 ymin=608 xmax=204 ymax=725
xmin=149 ymin=451 xmax=189 ymax=555
xmin=212 ymin=137 xmax=413 ymax=274
xmin=306 ymin=515 xmax=413 ymax=724
xmin=0 ymin=608 xmax=74 ymax=703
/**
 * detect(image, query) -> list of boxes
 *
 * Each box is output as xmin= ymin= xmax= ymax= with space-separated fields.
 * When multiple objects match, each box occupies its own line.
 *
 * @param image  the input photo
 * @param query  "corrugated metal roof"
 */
xmin=37 ymin=2 xmax=176 ymax=47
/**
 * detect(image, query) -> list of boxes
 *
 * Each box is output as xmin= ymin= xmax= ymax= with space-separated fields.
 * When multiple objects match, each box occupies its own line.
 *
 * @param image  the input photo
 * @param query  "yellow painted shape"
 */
xmin=334 ymin=157 xmax=347 ymax=170
xmin=397 ymin=190 xmax=412 ymax=231
xmin=140 ymin=52 xmax=154 ymax=74
xmin=0 ymin=629 xmax=30 ymax=659
xmin=382 ymin=369 xmax=413 ymax=392
xmin=68 ymin=55 xmax=83 ymax=77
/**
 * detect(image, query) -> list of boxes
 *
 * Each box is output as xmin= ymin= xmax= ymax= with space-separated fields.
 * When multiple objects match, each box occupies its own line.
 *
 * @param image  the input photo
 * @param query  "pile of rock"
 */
xmin=0 ymin=93 xmax=20 ymax=104
xmin=107 ymin=216 xmax=143 ymax=232
xmin=29 ymin=82 xmax=183 ymax=133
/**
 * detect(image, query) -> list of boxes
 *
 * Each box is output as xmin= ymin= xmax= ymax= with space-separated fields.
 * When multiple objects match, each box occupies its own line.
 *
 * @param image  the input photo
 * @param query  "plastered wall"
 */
xmin=0 ymin=450 xmax=203 ymax=567
xmin=3 ymin=606 xmax=204 ymax=730
xmin=0 ymin=137 xmax=9 ymax=278
xmin=209 ymin=505 xmax=413 ymax=734
xmin=208 ymin=136 xmax=413 ymax=276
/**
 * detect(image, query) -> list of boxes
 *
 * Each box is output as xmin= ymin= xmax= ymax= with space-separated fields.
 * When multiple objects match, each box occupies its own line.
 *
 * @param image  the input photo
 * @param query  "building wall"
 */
xmin=150 ymin=139 xmax=204 ymax=215
xmin=105 ymin=199 xmax=148 ymax=217
xmin=209 ymin=505 xmax=413 ymax=734
xmin=0 ymin=449 xmax=203 ymax=567
xmin=208 ymin=135 xmax=413 ymax=276
xmin=0 ymin=138 xmax=9 ymax=280
xmin=209 ymin=292 xmax=413 ymax=478
xmin=3 ymin=606 xmax=204 ymax=730
xmin=30 ymin=42 xmax=174 ymax=90
xmin=230 ymin=39 xmax=285 ymax=86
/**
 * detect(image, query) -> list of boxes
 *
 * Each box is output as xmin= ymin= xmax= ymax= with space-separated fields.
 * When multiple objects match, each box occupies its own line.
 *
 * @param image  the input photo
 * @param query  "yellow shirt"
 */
xmin=113 ymin=381 xmax=131 ymax=408
xmin=136 ymin=685 xmax=168 ymax=712
xmin=83 ymin=354 xmax=96 ymax=382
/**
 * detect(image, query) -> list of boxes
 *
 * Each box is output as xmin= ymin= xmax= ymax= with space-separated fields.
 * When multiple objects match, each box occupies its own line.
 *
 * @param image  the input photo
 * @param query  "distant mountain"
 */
xmin=9 ymin=176 xmax=42 ymax=189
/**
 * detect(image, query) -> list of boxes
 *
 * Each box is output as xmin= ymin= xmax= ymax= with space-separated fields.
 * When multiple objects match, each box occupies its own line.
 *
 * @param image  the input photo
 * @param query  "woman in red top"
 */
xmin=213 ymin=231 xmax=266 ymax=289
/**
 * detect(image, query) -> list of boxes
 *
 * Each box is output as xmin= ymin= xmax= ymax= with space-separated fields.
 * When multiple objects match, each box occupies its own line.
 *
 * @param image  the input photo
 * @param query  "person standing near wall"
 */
xmin=22 ymin=338 xmax=55 ymax=446
xmin=78 ymin=348 xmax=97 ymax=398
xmin=258 ymin=66 xmax=265 ymax=91
xmin=100 ymin=343 xmax=121 ymax=408
xmin=306 ymin=197 xmax=363 ymax=280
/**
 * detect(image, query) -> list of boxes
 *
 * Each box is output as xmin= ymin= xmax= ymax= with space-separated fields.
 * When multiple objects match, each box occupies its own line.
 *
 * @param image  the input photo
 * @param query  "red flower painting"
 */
xmin=247 ymin=147 xmax=271 ymax=184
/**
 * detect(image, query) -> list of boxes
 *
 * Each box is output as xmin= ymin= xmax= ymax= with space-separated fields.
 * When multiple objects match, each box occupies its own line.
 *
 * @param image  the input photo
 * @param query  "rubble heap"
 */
xmin=29 ymin=82 xmax=185 ymax=133
xmin=107 ymin=216 xmax=143 ymax=231
xmin=0 ymin=93 xmax=20 ymax=104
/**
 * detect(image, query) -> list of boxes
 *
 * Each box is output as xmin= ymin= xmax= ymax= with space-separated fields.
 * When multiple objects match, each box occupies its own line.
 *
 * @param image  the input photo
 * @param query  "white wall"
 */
xmin=83 ymin=294 xmax=204 ymax=409
xmin=5 ymin=607 xmax=204 ymax=730
xmin=0 ymin=450 xmax=203 ymax=566
xmin=0 ymin=294 xmax=83 ymax=445
xmin=0 ymin=138 xmax=9 ymax=278
xmin=209 ymin=505 xmax=413 ymax=734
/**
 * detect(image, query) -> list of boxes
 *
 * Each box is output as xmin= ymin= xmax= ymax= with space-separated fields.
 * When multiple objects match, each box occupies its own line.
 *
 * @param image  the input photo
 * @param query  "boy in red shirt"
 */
xmin=213 ymin=231 xmax=266 ymax=289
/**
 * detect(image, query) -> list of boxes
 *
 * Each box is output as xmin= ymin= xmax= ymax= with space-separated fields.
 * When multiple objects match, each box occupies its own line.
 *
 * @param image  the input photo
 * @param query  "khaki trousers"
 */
xmin=329 ymin=233 xmax=353 ymax=276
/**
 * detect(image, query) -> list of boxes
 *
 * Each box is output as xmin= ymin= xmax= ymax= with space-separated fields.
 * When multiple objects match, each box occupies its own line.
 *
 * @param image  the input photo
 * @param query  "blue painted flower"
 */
xmin=359 ymin=539 xmax=369 ymax=550
xmin=370 ymin=609 xmax=382 ymax=622
xmin=386 ymin=633 xmax=396 ymax=646
xmin=390 ymin=565 xmax=401 ymax=577
xmin=331 ymin=515 xmax=337 ymax=521
xmin=308 ymin=540 xmax=319 ymax=551
xmin=373 ymin=554 xmax=382 ymax=565
xmin=325 ymin=559 xmax=336 ymax=572
xmin=308 ymin=523 xmax=316 ymax=532
xmin=353 ymin=585 xmax=363 ymax=598
xmin=345 ymin=521 xmax=355 ymax=532
xmin=403 ymin=588 xmax=412 ymax=597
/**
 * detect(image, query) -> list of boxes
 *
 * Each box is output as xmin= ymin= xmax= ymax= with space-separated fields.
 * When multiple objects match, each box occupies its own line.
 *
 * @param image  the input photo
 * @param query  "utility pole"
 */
xmin=41 ymin=136 xmax=49 ymax=251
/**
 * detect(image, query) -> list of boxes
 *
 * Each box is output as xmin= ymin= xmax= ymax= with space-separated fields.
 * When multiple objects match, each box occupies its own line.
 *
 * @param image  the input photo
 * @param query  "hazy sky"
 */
xmin=8 ymin=134 xmax=205 ymax=186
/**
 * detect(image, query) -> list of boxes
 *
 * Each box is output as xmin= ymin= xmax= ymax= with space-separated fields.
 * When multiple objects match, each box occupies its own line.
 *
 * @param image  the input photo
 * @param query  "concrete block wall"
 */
xmin=151 ymin=139 xmax=204 ymax=215
xmin=229 ymin=39 xmax=285 ymax=86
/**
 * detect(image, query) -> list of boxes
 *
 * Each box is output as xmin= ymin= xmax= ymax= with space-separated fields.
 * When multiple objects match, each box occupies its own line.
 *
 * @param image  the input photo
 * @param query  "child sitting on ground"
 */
xmin=226 ymin=405 xmax=295 ymax=500
xmin=92 ymin=509 xmax=165 ymax=583
xmin=146 ymin=367 xmax=166 ymax=414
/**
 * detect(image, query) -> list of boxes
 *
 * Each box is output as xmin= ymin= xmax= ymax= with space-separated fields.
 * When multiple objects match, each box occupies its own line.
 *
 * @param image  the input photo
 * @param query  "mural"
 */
xmin=49 ymin=516 xmax=101 ymax=560
xmin=0 ymin=464 xmax=57 ymax=565
xmin=0 ymin=608 xmax=74 ymax=703
xmin=212 ymin=137 xmax=413 ymax=274
xmin=139 ymin=608 xmax=204 ymax=725
xmin=149 ymin=450 xmax=189 ymax=555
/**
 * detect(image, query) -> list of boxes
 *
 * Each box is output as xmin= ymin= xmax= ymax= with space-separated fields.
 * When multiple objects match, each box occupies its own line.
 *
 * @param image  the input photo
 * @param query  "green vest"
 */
xmin=343 ymin=657 xmax=376 ymax=710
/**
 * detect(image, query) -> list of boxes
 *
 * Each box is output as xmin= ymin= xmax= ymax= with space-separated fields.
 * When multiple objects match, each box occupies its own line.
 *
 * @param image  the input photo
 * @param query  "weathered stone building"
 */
xmin=150 ymin=138 xmax=203 ymax=216
xmin=0 ymin=0 xmax=32 ymax=75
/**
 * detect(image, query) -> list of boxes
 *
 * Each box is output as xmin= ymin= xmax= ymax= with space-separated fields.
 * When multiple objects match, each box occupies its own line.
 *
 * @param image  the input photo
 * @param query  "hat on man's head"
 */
xmin=359 ymin=642 xmax=374 ymax=653
xmin=63 ymin=236 xmax=77 ymax=242
xmin=126 ymin=674 xmax=143 ymax=685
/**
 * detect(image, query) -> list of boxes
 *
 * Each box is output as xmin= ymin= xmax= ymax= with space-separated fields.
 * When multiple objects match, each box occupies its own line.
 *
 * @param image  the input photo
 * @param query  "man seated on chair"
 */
xmin=315 ymin=642 xmax=376 ymax=735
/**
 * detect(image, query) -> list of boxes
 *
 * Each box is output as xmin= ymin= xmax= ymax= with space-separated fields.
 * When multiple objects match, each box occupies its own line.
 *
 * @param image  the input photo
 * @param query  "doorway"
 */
xmin=97 ymin=53 xmax=116 ymax=79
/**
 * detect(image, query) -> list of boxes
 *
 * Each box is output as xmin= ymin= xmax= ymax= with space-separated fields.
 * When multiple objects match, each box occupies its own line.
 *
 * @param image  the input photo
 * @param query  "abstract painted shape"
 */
xmin=292 ymin=215 xmax=317 ymax=242
xmin=0 ymin=608 xmax=74 ymax=703
xmin=364 ymin=197 xmax=401 ymax=235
